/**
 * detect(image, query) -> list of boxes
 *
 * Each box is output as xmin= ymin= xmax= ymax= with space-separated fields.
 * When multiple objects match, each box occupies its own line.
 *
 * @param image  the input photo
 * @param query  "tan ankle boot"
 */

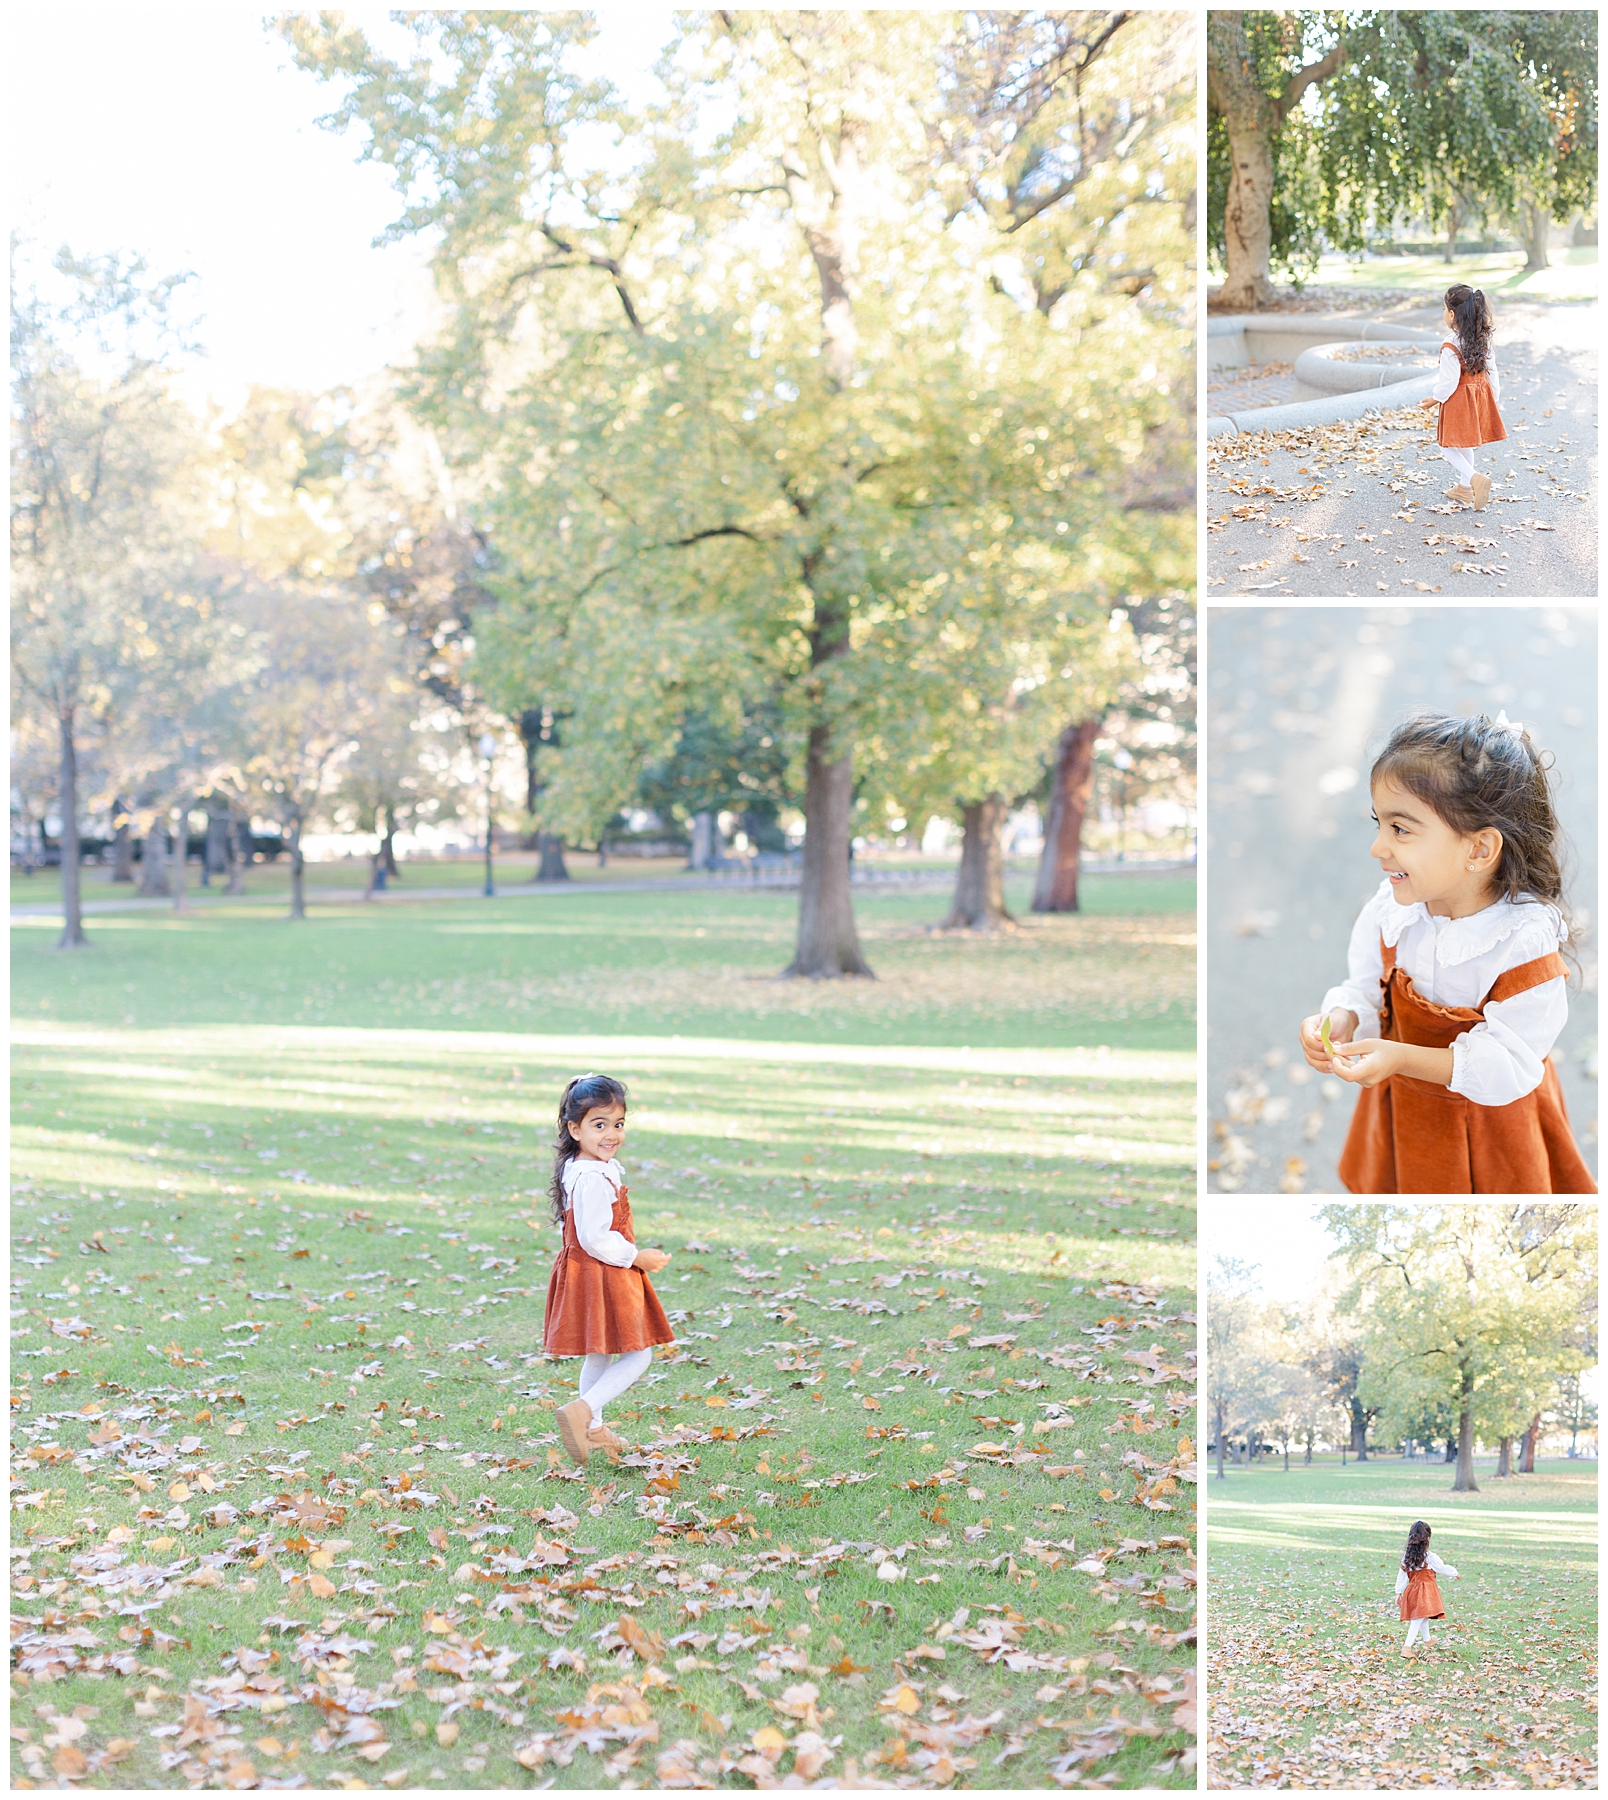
xmin=1470 ymin=472 xmax=1492 ymax=508
xmin=587 ymin=1422 xmax=626 ymax=1457
xmin=555 ymin=1397 xmax=593 ymax=1466
xmin=1446 ymin=484 xmax=1475 ymax=504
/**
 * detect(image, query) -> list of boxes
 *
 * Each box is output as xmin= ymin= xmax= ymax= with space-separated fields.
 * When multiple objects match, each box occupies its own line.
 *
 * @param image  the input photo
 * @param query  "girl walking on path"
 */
xmin=1397 ymin=1520 xmax=1460 ymax=1658
xmin=541 ymin=1073 xmax=674 ymax=1465
xmin=1299 ymin=712 xmax=1595 ymax=1194
xmin=1418 ymin=284 xmax=1506 ymax=510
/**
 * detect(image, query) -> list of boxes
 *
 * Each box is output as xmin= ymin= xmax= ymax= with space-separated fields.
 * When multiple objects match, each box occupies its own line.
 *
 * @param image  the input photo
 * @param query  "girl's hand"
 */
xmin=1417 ymin=396 xmax=1438 ymax=410
xmin=1329 ymin=1039 xmax=1456 ymax=1089
xmin=1299 ymin=1009 xmax=1358 ymax=1072
xmin=1325 ymin=1038 xmax=1402 ymax=1087
xmin=633 ymin=1247 xmax=671 ymax=1274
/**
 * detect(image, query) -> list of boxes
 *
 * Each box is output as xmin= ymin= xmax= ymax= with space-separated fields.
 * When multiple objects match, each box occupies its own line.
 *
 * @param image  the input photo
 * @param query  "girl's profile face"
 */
xmin=1369 ymin=776 xmax=1501 ymax=916
xmin=569 ymin=1103 xmax=626 ymax=1162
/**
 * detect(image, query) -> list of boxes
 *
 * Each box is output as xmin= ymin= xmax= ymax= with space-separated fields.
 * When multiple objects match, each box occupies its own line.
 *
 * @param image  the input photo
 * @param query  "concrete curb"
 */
xmin=1207 ymin=373 xmax=1438 ymax=438
xmin=1208 ymin=312 xmax=1442 ymax=437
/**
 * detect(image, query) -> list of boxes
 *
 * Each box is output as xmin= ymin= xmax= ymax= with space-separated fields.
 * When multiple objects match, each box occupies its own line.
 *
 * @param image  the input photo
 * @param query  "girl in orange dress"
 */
xmin=541 ymin=1074 xmax=673 ymax=1466
xmin=1417 ymin=283 xmax=1506 ymax=510
xmin=1298 ymin=713 xmax=1594 ymax=1195
xmin=1395 ymin=1520 xmax=1459 ymax=1657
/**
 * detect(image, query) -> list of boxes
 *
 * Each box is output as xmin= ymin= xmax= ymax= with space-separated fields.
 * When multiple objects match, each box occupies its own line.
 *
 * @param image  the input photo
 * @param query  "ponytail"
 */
xmin=1443 ymin=284 xmax=1493 ymax=375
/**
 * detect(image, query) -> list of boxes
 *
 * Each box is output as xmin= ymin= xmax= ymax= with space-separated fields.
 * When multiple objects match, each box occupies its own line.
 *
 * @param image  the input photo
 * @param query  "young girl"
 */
xmin=541 ymin=1073 xmax=673 ymax=1465
xmin=1396 ymin=1520 xmax=1459 ymax=1658
xmin=1417 ymin=284 xmax=1505 ymax=510
xmin=1299 ymin=712 xmax=1595 ymax=1195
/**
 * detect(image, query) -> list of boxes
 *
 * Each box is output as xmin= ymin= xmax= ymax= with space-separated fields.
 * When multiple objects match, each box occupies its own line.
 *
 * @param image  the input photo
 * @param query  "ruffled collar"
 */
xmin=1373 ymin=880 xmax=1567 ymax=964
xmin=563 ymin=1156 xmax=622 ymax=1189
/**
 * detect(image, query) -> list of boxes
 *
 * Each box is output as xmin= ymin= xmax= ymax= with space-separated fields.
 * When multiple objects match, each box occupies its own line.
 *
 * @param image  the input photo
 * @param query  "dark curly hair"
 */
xmin=547 ymin=1073 xmax=627 ymax=1226
xmin=1444 ymin=284 xmax=1494 ymax=375
xmin=1401 ymin=1519 xmax=1432 ymax=1574
xmin=1371 ymin=712 xmax=1571 ymax=941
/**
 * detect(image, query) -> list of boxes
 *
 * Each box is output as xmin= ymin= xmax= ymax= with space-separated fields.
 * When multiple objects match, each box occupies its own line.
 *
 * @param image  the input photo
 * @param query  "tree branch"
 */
xmin=1275 ymin=43 xmax=1347 ymax=125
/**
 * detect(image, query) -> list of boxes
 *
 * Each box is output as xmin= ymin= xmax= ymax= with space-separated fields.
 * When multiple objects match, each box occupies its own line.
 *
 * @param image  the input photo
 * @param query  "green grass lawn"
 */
xmin=1308 ymin=249 xmax=1598 ymax=302
xmin=10 ymin=873 xmax=1196 ymax=1054
xmin=9 ymin=878 xmax=1197 ymax=1790
xmin=1206 ymin=1458 xmax=1597 ymax=1790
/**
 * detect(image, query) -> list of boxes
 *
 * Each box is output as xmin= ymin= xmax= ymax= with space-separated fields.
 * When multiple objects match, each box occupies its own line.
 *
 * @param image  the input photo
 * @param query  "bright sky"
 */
xmin=1204 ymin=1199 xmax=1341 ymax=1301
xmin=8 ymin=5 xmax=677 ymax=405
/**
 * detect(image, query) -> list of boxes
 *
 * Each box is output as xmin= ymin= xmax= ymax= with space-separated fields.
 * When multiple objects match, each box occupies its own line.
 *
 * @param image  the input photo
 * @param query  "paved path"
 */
xmin=1207 ymin=606 xmax=1598 ymax=1194
xmin=9 ymin=859 xmax=1193 ymax=920
xmin=1208 ymin=301 xmax=1598 ymax=598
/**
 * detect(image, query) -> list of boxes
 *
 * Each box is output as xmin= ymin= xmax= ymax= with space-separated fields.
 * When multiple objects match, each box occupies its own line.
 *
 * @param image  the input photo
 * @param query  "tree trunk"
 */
xmin=688 ymin=811 xmax=716 ymax=872
xmin=288 ymin=819 xmax=307 ymax=921
xmin=112 ymin=806 xmax=136 ymax=883
xmin=1214 ymin=1401 xmax=1226 ymax=1480
xmin=382 ymin=822 xmax=400 ymax=877
xmin=1519 ymin=1412 xmax=1541 ymax=1474
xmin=1208 ymin=15 xmax=1280 ymax=310
xmin=1444 ymin=1436 xmax=1457 ymax=1463
xmin=170 ymin=804 xmax=188 ymax=913
xmin=1350 ymin=1401 xmax=1369 ymax=1461
xmin=1033 ymin=718 xmax=1101 ymax=912
xmin=1283 ymin=1442 xmax=1289 ymax=1471
xmin=536 ymin=833 xmax=570 ymax=881
xmin=137 ymin=821 xmax=169 ymax=897
xmin=54 ymin=710 xmax=89 ymax=951
xmin=204 ymin=807 xmax=230 ymax=884
xmin=1451 ymin=1359 xmax=1479 ymax=1493
xmin=224 ymin=814 xmax=247 ymax=896
xmin=1523 ymin=201 xmax=1550 ymax=272
xmin=1208 ymin=17 xmax=1344 ymax=310
xmin=1494 ymin=1435 xmax=1514 ymax=1478
xmin=1303 ymin=1437 xmax=1313 ymax=1465
xmin=786 ymin=724 xmax=871 ymax=978
xmin=943 ymin=794 xmax=1013 ymax=930
xmin=1443 ymin=197 xmax=1461 ymax=263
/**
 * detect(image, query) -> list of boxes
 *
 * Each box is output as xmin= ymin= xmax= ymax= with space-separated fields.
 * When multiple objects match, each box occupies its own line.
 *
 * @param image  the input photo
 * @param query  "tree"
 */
xmin=1506 ymin=13 xmax=1599 ymax=271
xmin=1324 ymin=1202 xmax=1596 ymax=1495
xmin=233 ymin=586 xmax=396 ymax=920
xmin=10 ymin=248 xmax=197 ymax=948
xmin=1208 ymin=1257 xmax=1278 ymax=1480
xmin=1208 ymin=12 xmax=1564 ymax=307
xmin=285 ymin=10 xmax=1194 ymax=976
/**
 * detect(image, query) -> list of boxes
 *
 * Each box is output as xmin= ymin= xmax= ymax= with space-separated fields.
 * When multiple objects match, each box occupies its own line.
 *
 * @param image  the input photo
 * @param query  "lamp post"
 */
xmin=479 ymin=733 xmax=496 ymax=897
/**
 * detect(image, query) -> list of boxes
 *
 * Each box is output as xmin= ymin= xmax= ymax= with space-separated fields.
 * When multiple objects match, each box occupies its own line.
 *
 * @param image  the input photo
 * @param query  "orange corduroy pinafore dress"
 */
xmin=1337 ymin=937 xmax=1596 ymax=1196
xmin=1436 ymin=341 xmax=1507 ymax=449
xmin=1399 ymin=1564 xmax=1446 ymax=1622
xmin=542 ymin=1175 xmax=674 ymax=1357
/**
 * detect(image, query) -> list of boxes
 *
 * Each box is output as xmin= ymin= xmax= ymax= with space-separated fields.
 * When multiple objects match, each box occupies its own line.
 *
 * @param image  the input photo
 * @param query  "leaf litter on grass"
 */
xmin=1205 ymin=1465 xmax=1597 ymax=1791
xmin=10 ymin=1039 xmax=1196 ymax=1788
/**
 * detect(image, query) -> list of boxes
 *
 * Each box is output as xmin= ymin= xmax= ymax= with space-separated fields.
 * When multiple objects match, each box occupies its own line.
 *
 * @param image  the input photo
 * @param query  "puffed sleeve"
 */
xmin=1394 ymin=1568 xmax=1408 ymax=1596
xmin=569 ymin=1166 xmax=638 ymax=1268
xmin=1321 ymin=893 xmax=1386 ymax=1042
xmin=1486 ymin=346 xmax=1500 ymax=405
xmin=1426 ymin=1551 xmax=1459 ymax=1578
xmin=1449 ymin=976 xmax=1567 ymax=1106
xmin=1431 ymin=344 xmax=1462 ymax=404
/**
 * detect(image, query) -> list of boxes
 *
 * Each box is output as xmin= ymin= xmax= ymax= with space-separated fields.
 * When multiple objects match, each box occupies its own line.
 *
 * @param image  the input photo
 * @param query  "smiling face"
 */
xmin=1370 ymin=775 xmax=1502 ymax=917
xmin=568 ymin=1103 xmax=626 ymax=1162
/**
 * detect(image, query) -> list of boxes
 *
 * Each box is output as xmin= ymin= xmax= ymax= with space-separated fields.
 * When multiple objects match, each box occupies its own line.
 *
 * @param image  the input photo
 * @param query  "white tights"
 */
xmin=577 ymin=1347 xmax=652 ymax=1421
xmin=1403 ymin=1617 xmax=1437 ymax=1648
xmin=1440 ymin=445 xmax=1476 ymax=485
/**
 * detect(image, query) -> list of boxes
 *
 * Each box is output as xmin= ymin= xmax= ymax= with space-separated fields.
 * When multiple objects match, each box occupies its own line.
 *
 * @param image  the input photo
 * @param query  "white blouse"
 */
xmin=1395 ymin=1549 xmax=1458 ymax=1595
xmin=562 ymin=1158 xmax=637 ymax=1268
xmin=1322 ymin=882 xmax=1569 ymax=1108
xmin=1431 ymin=340 xmax=1501 ymax=405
